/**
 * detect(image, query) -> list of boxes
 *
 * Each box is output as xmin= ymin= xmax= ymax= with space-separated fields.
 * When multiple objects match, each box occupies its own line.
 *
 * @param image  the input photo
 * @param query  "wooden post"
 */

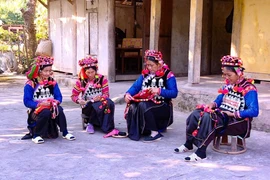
xmin=108 ymin=0 xmax=115 ymax=82
xmin=188 ymin=0 xmax=203 ymax=84
xmin=149 ymin=0 xmax=161 ymax=50
xmin=230 ymin=0 xmax=242 ymax=56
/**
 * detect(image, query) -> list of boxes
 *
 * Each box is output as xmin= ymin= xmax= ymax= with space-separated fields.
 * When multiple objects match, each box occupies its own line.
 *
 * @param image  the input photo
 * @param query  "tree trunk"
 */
xmin=21 ymin=0 xmax=37 ymax=60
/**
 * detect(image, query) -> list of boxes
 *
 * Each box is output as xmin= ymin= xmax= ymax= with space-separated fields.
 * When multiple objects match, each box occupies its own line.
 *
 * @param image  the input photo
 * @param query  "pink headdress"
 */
xmin=142 ymin=49 xmax=170 ymax=76
xmin=78 ymin=56 xmax=98 ymax=69
xmin=35 ymin=56 xmax=54 ymax=66
xmin=144 ymin=49 xmax=164 ymax=65
xmin=26 ymin=56 xmax=54 ymax=79
xmin=221 ymin=55 xmax=243 ymax=68
xmin=78 ymin=55 xmax=98 ymax=80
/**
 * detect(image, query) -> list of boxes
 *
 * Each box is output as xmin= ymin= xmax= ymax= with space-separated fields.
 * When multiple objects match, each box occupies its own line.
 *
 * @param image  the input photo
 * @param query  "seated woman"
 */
xmin=124 ymin=49 xmax=178 ymax=142
xmin=23 ymin=56 xmax=75 ymax=144
xmin=175 ymin=55 xmax=259 ymax=161
xmin=71 ymin=56 xmax=115 ymax=134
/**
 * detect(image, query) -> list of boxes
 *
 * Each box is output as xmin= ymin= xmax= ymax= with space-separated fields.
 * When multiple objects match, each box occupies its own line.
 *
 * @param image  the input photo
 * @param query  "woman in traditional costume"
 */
xmin=71 ymin=55 xmax=115 ymax=134
xmin=175 ymin=55 xmax=259 ymax=161
xmin=23 ymin=56 xmax=75 ymax=144
xmin=124 ymin=49 xmax=178 ymax=142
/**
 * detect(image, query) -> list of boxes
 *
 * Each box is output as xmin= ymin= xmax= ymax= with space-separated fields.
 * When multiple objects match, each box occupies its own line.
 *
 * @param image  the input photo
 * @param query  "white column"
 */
xmin=98 ymin=0 xmax=115 ymax=82
xmin=188 ymin=0 xmax=203 ymax=84
xmin=149 ymin=0 xmax=161 ymax=50
xmin=76 ymin=0 xmax=87 ymax=73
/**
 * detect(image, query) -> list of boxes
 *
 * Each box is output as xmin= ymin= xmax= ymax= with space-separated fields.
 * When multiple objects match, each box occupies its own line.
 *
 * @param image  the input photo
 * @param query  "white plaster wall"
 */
xmin=49 ymin=0 xmax=115 ymax=81
xmin=76 ymin=0 xmax=87 ymax=73
xmin=49 ymin=1 xmax=61 ymax=71
xmin=49 ymin=0 xmax=75 ymax=74
xmin=61 ymin=0 xmax=75 ymax=73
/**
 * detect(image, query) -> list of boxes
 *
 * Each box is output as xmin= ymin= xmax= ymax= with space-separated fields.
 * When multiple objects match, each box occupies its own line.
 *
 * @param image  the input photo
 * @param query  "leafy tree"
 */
xmin=35 ymin=2 xmax=48 ymax=41
xmin=0 ymin=0 xmax=48 ymax=73
xmin=0 ymin=0 xmax=26 ymax=24
xmin=21 ymin=0 xmax=37 ymax=59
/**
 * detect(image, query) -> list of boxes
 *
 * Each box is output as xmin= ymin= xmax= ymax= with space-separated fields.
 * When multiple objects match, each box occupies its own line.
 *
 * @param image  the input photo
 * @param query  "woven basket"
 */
xmin=35 ymin=40 xmax=52 ymax=57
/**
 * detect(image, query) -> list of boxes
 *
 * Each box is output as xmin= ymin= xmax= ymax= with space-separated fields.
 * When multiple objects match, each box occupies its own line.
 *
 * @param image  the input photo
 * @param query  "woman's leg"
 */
xmin=82 ymin=103 xmax=96 ymax=133
xmin=126 ymin=103 xmax=141 ymax=141
xmin=55 ymin=106 xmax=68 ymax=136
xmin=185 ymin=111 xmax=215 ymax=159
xmin=99 ymin=99 xmax=115 ymax=133
xmin=184 ymin=109 xmax=203 ymax=149
xmin=185 ymin=115 xmax=249 ymax=161
xmin=144 ymin=102 xmax=170 ymax=132
xmin=31 ymin=109 xmax=51 ymax=138
xmin=142 ymin=102 xmax=170 ymax=142
xmin=82 ymin=103 xmax=96 ymax=124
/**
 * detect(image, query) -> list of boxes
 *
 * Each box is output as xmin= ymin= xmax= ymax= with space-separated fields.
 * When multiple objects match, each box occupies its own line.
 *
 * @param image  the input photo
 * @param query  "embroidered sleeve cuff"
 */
xmin=158 ymin=88 xmax=161 ymax=95
xmin=234 ymin=111 xmax=241 ymax=119
xmin=36 ymin=102 xmax=41 ymax=108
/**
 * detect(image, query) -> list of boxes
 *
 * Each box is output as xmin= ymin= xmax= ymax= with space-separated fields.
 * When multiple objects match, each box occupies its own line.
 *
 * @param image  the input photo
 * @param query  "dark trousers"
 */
xmin=127 ymin=101 xmax=172 ymax=141
xmin=82 ymin=99 xmax=115 ymax=133
xmin=185 ymin=109 xmax=250 ymax=149
xmin=29 ymin=106 xmax=67 ymax=137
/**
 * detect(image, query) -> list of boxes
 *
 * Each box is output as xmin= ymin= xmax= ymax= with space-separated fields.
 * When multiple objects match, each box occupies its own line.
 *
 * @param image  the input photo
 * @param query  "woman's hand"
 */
xmin=40 ymin=101 xmax=51 ymax=107
xmin=221 ymin=110 xmax=234 ymax=117
xmin=205 ymin=102 xmax=216 ymax=110
xmin=77 ymin=99 xmax=87 ymax=105
xmin=149 ymin=87 xmax=160 ymax=95
xmin=125 ymin=93 xmax=134 ymax=103
xmin=93 ymin=96 xmax=101 ymax=102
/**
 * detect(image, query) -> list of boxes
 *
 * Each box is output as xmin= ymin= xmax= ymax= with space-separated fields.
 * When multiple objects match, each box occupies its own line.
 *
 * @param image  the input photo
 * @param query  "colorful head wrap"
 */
xmin=26 ymin=56 xmax=54 ymax=79
xmin=78 ymin=55 xmax=98 ymax=69
xmin=221 ymin=55 xmax=244 ymax=76
xmin=144 ymin=49 xmax=163 ymax=65
xmin=221 ymin=55 xmax=243 ymax=67
xmin=35 ymin=56 xmax=54 ymax=67
xmin=78 ymin=55 xmax=98 ymax=80
xmin=142 ymin=49 xmax=170 ymax=76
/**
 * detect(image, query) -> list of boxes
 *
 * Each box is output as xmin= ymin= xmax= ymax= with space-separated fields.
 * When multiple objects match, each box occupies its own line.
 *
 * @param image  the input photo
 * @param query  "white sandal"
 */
xmin=185 ymin=153 xmax=206 ymax=162
xmin=63 ymin=133 xmax=76 ymax=141
xmin=174 ymin=145 xmax=191 ymax=153
xmin=32 ymin=136 xmax=44 ymax=144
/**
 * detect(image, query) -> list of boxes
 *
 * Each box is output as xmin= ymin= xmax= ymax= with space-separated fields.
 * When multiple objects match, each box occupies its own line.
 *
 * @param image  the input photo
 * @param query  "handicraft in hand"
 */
xmin=34 ymin=99 xmax=59 ymax=119
xmin=131 ymin=89 xmax=161 ymax=104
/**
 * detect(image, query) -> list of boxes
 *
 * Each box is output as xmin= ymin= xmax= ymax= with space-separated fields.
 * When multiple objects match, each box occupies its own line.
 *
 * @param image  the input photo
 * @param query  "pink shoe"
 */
xmin=103 ymin=129 xmax=119 ymax=138
xmin=86 ymin=124 xmax=95 ymax=134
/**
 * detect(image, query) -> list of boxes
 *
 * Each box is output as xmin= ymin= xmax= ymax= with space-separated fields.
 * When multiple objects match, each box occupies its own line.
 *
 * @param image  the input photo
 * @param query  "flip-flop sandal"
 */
xmin=185 ymin=153 xmax=206 ymax=162
xmin=32 ymin=136 xmax=44 ymax=144
xmin=103 ymin=129 xmax=119 ymax=138
xmin=174 ymin=145 xmax=192 ymax=153
xmin=112 ymin=132 xmax=128 ymax=138
xmin=63 ymin=133 xmax=76 ymax=141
